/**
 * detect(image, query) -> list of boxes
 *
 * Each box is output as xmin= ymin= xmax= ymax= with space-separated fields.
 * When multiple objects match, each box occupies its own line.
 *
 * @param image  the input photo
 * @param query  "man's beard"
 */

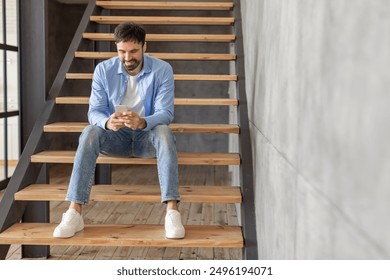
xmin=123 ymin=58 xmax=142 ymax=72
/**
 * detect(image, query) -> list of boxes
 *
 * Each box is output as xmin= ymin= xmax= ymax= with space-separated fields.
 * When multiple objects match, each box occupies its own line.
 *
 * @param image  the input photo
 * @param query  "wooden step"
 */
xmin=83 ymin=33 xmax=236 ymax=42
xmin=31 ymin=150 xmax=241 ymax=165
xmin=96 ymin=1 xmax=234 ymax=11
xmin=55 ymin=96 xmax=238 ymax=106
xmin=56 ymin=96 xmax=89 ymax=104
xmin=66 ymin=73 xmax=238 ymax=81
xmin=170 ymin=123 xmax=239 ymax=134
xmin=175 ymin=98 xmax=238 ymax=106
xmin=44 ymin=122 xmax=89 ymax=132
xmin=90 ymin=16 xmax=235 ymax=25
xmin=15 ymin=184 xmax=242 ymax=203
xmin=0 ymin=223 xmax=243 ymax=248
xmin=44 ymin=122 xmax=240 ymax=134
xmin=75 ymin=51 xmax=236 ymax=61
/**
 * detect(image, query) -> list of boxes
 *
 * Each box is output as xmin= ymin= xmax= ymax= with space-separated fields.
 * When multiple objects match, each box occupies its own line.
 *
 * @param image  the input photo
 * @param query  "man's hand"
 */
xmin=106 ymin=110 xmax=146 ymax=131
xmin=121 ymin=110 xmax=147 ymax=130
xmin=106 ymin=112 xmax=126 ymax=131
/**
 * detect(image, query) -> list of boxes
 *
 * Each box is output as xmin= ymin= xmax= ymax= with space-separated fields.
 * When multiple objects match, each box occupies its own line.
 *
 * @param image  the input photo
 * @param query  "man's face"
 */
xmin=116 ymin=40 xmax=146 ymax=73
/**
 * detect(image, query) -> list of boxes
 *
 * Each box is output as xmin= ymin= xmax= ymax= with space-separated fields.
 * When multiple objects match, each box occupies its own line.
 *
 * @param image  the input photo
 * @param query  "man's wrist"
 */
xmin=140 ymin=118 xmax=147 ymax=129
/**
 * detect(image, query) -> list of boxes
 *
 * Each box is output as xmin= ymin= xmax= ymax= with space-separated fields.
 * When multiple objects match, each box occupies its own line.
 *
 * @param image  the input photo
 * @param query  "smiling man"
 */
xmin=53 ymin=22 xmax=185 ymax=240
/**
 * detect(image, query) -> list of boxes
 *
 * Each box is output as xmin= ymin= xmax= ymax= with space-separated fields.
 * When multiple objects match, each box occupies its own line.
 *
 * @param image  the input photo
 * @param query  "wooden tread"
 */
xmin=75 ymin=51 xmax=236 ymax=61
xmin=83 ymin=33 xmax=235 ymax=42
xmin=55 ymin=96 xmax=238 ymax=106
xmin=0 ymin=223 xmax=243 ymax=248
xmin=15 ymin=184 xmax=242 ymax=203
xmin=66 ymin=73 xmax=237 ymax=81
xmin=44 ymin=122 xmax=240 ymax=134
xmin=56 ymin=96 xmax=89 ymax=104
xmin=175 ymin=98 xmax=238 ymax=106
xmin=90 ymin=16 xmax=235 ymax=25
xmin=96 ymin=1 xmax=234 ymax=11
xmin=31 ymin=150 xmax=241 ymax=165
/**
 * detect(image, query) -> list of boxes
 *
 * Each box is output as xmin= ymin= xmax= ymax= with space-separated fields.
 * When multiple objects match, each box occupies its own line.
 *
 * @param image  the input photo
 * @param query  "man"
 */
xmin=53 ymin=22 xmax=185 ymax=239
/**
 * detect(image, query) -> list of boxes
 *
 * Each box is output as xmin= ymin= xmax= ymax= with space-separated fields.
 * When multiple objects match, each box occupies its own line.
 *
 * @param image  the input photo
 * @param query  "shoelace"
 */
xmin=167 ymin=212 xmax=180 ymax=224
xmin=62 ymin=212 xmax=77 ymax=223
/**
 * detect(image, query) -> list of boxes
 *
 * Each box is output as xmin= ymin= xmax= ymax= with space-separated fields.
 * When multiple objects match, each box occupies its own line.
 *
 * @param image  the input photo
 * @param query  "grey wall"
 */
xmin=241 ymin=0 xmax=390 ymax=259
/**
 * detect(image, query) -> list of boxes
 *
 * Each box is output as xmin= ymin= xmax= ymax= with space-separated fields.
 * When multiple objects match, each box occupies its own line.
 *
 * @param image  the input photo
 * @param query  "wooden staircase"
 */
xmin=0 ymin=0 xmax=257 ymax=259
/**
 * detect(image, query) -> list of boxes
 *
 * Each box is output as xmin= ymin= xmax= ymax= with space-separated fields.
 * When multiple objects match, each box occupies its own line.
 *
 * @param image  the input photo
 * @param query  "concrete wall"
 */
xmin=240 ymin=0 xmax=390 ymax=259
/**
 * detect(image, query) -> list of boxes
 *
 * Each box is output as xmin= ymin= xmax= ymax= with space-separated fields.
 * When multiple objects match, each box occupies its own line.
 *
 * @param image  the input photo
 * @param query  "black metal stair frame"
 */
xmin=0 ymin=0 xmax=258 ymax=260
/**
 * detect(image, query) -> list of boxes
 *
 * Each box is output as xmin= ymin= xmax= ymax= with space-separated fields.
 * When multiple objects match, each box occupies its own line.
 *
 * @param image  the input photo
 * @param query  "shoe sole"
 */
xmin=165 ymin=236 xmax=185 ymax=239
xmin=53 ymin=226 xmax=84 ymax=239
xmin=165 ymin=231 xmax=185 ymax=239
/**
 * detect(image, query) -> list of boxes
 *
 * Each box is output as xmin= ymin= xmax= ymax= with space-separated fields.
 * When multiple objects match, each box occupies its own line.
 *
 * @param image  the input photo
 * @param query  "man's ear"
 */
xmin=143 ymin=42 xmax=147 ymax=53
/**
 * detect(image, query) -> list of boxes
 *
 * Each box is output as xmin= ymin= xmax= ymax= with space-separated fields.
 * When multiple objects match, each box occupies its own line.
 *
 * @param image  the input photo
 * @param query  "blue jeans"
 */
xmin=66 ymin=124 xmax=180 ymax=204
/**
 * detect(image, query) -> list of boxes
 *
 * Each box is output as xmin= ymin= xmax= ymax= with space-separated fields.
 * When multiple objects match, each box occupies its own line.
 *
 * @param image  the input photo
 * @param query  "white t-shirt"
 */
xmin=120 ymin=75 xmax=145 ymax=117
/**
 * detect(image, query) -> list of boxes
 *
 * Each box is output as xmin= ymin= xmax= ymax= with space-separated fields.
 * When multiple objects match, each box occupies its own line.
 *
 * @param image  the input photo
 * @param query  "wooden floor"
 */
xmin=1 ymin=164 xmax=242 ymax=260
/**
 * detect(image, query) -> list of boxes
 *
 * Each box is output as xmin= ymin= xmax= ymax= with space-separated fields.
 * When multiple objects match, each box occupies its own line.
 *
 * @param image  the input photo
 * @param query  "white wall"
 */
xmin=241 ymin=0 xmax=390 ymax=259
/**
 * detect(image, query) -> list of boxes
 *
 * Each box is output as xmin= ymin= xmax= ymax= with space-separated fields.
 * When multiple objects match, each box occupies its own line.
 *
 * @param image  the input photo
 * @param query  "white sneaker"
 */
xmin=53 ymin=208 xmax=84 ymax=238
xmin=165 ymin=209 xmax=185 ymax=239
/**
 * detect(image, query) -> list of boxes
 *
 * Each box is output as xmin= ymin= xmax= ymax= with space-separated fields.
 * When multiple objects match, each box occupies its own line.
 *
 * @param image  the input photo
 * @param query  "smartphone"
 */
xmin=115 ymin=105 xmax=128 ymax=113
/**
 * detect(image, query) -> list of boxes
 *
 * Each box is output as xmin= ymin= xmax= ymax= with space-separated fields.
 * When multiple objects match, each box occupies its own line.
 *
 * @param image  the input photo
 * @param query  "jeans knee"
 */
xmin=79 ymin=125 xmax=104 ymax=148
xmin=152 ymin=125 xmax=175 ymax=145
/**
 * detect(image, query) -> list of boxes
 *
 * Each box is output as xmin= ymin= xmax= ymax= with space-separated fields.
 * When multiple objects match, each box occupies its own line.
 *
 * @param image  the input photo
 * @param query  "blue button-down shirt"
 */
xmin=88 ymin=54 xmax=175 ymax=131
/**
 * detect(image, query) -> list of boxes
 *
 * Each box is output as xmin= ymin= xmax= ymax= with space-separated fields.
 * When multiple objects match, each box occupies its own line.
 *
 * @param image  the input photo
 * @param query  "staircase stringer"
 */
xmin=0 ymin=0 xmax=99 ymax=259
xmin=233 ymin=0 xmax=258 ymax=260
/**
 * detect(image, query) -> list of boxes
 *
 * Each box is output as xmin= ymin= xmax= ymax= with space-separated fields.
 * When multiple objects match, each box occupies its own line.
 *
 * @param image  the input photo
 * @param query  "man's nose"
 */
xmin=124 ymin=52 xmax=132 ymax=61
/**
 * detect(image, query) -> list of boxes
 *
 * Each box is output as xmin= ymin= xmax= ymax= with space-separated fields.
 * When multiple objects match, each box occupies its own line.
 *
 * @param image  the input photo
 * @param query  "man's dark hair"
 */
xmin=114 ymin=22 xmax=146 ymax=45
